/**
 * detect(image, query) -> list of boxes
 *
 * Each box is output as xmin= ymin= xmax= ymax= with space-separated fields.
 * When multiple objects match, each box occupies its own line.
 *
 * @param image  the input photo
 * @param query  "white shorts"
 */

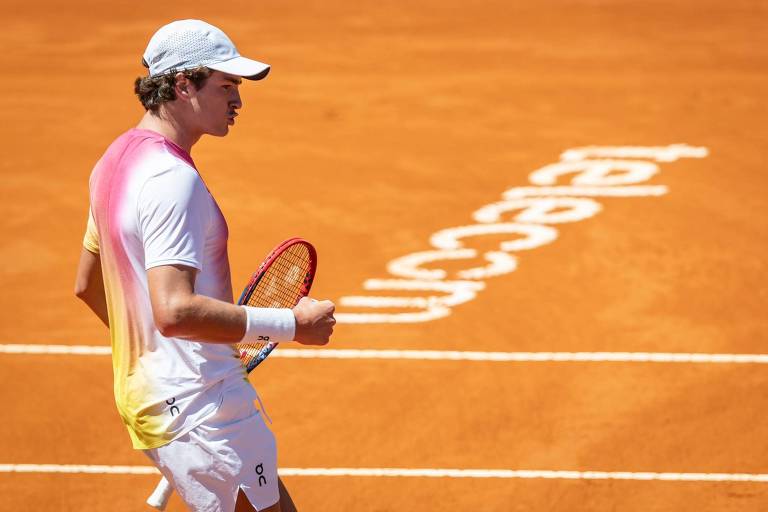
xmin=145 ymin=378 xmax=279 ymax=512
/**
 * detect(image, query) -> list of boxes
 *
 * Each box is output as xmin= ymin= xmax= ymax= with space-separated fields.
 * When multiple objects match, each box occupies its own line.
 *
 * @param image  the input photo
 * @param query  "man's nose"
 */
xmin=231 ymin=90 xmax=242 ymax=109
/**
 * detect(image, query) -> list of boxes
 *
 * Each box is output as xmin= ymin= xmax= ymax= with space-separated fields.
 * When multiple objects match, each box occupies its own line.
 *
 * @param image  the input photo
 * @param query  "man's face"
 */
xmin=188 ymin=71 xmax=243 ymax=137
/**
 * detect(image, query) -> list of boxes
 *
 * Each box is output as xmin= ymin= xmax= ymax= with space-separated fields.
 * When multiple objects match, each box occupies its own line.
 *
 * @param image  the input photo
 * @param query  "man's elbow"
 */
xmin=153 ymin=304 xmax=191 ymax=338
xmin=74 ymin=280 xmax=90 ymax=301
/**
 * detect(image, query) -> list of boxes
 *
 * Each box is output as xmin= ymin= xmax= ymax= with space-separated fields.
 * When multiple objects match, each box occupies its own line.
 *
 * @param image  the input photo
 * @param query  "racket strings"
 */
xmin=239 ymin=243 xmax=312 ymax=368
xmin=245 ymin=244 xmax=311 ymax=308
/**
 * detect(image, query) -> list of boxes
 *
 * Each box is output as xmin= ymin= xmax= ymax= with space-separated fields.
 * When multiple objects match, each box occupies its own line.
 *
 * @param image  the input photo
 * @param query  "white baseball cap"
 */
xmin=142 ymin=19 xmax=270 ymax=80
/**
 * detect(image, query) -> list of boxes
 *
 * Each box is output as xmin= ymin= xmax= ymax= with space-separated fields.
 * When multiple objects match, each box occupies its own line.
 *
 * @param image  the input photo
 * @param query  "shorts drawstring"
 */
xmin=253 ymin=388 xmax=273 ymax=425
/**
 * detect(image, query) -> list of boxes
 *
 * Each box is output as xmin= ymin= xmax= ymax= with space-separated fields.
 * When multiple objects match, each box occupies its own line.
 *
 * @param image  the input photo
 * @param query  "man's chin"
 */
xmin=208 ymin=126 xmax=230 ymax=137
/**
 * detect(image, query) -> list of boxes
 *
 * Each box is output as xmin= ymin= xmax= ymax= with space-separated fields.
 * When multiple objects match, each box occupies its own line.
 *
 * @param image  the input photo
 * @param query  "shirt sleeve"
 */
xmin=82 ymin=208 xmax=100 ymax=254
xmin=138 ymin=166 xmax=211 ymax=271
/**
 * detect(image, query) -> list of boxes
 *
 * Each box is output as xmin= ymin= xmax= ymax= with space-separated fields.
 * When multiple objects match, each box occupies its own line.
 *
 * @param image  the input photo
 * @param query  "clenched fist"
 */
xmin=292 ymin=296 xmax=335 ymax=346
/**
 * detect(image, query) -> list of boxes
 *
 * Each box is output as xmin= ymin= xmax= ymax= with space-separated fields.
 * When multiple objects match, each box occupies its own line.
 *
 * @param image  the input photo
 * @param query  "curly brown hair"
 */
xmin=134 ymin=65 xmax=213 ymax=112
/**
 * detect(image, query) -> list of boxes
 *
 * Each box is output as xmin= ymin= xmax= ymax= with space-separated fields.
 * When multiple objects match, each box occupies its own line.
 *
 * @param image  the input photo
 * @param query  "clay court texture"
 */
xmin=1 ymin=0 xmax=767 ymax=510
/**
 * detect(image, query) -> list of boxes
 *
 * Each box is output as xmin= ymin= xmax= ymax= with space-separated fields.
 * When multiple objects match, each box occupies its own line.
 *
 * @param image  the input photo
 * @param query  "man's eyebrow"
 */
xmin=224 ymin=76 xmax=242 ymax=85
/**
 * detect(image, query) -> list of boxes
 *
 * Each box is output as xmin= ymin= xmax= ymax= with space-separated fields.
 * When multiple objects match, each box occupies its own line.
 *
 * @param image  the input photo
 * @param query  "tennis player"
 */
xmin=74 ymin=19 xmax=335 ymax=512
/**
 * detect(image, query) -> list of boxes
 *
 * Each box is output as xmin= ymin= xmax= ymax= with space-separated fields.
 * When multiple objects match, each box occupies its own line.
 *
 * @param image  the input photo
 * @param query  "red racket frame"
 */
xmin=236 ymin=237 xmax=317 ymax=371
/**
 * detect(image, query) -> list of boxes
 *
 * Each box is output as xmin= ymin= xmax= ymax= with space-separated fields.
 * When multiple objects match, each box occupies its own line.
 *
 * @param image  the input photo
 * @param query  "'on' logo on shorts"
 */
xmin=255 ymin=463 xmax=267 ymax=486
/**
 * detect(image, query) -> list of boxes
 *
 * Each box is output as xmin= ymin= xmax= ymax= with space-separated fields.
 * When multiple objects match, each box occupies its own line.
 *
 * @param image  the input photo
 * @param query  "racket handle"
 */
xmin=146 ymin=476 xmax=174 ymax=510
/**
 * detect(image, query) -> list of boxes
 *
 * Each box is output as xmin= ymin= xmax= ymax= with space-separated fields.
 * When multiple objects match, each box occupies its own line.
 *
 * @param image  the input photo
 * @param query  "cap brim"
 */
xmin=208 ymin=56 xmax=270 ymax=80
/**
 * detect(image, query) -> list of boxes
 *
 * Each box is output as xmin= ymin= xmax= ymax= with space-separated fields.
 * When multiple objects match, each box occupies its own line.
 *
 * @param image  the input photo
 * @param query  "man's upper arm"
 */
xmin=74 ymin=247 xmax=110 ymax=327
xmin=147 ymin=263 xmax=198 ymax=318
xmin=76 ymin=209 xmax=102 ymax=295
xmin=75 ymin=247 xmax=102 ymax=293
xmin=139 ymin=167 xmax=209 ymax=272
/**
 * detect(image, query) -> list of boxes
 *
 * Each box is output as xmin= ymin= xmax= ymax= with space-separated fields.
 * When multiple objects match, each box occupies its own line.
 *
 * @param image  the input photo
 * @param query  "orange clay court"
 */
xmin=1 ymin=1 xmax=767 ymax=511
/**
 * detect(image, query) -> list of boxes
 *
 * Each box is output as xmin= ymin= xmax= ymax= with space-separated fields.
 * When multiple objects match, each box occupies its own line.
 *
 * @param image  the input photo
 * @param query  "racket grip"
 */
xmin=146 ymin=476 xmax=173 ymax=510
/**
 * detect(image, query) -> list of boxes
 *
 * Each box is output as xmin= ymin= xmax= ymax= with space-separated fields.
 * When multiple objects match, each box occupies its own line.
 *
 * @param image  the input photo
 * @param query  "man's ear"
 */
xmin=174 ymin=73 xmax=193 ymax=100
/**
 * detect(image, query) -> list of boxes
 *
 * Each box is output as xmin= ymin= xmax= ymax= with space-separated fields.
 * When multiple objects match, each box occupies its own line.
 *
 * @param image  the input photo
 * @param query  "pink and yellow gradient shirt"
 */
xmin=83 ymin=128 xmax=247 ymax=449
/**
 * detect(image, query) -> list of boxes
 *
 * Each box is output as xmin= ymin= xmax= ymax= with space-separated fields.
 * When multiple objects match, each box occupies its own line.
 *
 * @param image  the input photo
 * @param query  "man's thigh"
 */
xmin=235 ymin=477 xmax=296 ymax=512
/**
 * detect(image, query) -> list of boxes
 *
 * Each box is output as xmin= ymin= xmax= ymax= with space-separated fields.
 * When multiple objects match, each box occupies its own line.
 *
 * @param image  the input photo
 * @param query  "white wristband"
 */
xmin=241 ymin=306 xmax=296 ymax=344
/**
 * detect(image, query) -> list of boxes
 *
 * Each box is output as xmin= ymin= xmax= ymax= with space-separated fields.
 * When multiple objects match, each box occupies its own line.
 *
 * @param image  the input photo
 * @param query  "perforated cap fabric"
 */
xmin=143 ymin=20 xmax=270 ymax=80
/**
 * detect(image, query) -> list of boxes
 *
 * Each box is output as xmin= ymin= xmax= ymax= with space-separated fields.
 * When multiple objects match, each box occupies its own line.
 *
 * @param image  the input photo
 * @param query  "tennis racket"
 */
xmin=146 ymin=237 xmax=317 ymax=510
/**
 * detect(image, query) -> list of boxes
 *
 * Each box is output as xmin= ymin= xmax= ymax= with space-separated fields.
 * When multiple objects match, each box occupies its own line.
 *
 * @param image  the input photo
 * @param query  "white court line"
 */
xmin=0 ymin=344 xmax=112 ymax=355
xmin=1 ymin=464 xmax=767 ymax=482
xmin=1 ymin=344 xmax=768 ymax=364
xmin=0 ymin=464 xmax=159 ymax=475
xmin=272 ymin=349 xmax=768 ymax=364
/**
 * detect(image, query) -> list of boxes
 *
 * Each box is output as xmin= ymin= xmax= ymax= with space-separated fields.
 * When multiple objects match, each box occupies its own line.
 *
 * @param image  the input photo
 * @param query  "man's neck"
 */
xmin=136 ymin=110 xmax=200 ymax=154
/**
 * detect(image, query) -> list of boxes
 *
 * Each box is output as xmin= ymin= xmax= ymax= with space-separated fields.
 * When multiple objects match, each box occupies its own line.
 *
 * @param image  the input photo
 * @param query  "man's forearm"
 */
xmin=79 ymin=288 xmax=110 ymax=328
xmin=147 ymin=264 xmax=331 ymax=346
xmin=155 ymin=293 xmax=250 ymax=343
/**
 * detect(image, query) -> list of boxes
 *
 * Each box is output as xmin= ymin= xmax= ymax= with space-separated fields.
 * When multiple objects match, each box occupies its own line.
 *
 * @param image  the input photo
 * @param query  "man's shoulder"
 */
xmin=95 ymin=129 xmax=197 ymax=180
xmin=129 ymin=131 xmax=194 ymax=171
xmin=126 ymin=135 xmax=199 ymax=188
xmin=142 ymin=155 xmax=198 ymax=182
